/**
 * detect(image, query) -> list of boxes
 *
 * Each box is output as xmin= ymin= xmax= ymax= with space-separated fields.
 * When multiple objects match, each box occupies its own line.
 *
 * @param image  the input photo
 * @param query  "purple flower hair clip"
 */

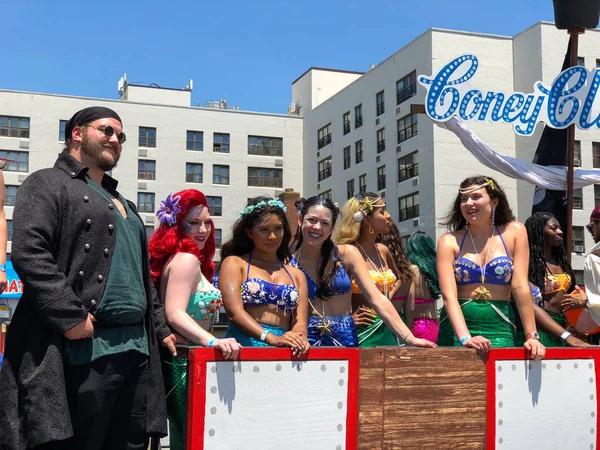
xmin=156 ymin=193 xmax=182 ymax=226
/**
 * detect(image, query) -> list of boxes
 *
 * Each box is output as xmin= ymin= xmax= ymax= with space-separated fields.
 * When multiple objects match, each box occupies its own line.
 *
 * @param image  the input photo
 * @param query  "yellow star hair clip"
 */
xmin=484 ymin=178 xmax=496 ymax=191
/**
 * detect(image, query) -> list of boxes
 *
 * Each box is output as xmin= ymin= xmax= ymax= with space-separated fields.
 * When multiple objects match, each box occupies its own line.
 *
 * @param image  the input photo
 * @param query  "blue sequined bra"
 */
xmin=291 ymin=254 xmax=352 ymax=300
xmin=240 ymin=253 xmax=299 ymax=312
xmin=454 ymin=228 xmax=514 ymax=285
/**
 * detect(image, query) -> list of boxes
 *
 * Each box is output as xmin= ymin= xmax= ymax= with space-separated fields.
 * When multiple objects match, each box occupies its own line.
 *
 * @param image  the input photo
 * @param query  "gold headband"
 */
xmin=459 ymin=178 xmax=496 ymax=194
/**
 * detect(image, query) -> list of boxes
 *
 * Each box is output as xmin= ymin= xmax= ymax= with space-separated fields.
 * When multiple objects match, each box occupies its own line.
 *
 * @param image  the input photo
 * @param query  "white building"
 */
xmin=292 ymin=21 xmax=600 ymax=279
xmin=0 ymin=78 xmax=304 ymax=264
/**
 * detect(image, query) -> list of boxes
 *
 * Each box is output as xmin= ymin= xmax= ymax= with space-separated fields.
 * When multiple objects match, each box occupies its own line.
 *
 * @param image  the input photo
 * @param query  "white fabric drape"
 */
xmin=437 ymin=117 xmax=600 ymax=189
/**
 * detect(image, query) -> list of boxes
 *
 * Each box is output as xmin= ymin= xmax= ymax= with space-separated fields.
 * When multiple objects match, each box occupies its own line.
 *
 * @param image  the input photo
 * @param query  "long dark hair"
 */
xmin=375 ymin=222 xmax=413 ymax=282
xmin=291 ymin=196 xmax=341 ymax=298
xmin=440 ymin=175 xmax=515 ymax=231
xmin=405 ymin=231 xmax=441 ymax=298
xmin=525 ymin=212 xmax=575 ymax=294
xmin=220 ymin=196 xmax=292 ymax=263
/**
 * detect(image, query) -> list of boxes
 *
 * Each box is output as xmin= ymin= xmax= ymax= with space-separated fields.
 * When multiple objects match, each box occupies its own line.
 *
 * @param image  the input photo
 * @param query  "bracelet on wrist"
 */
xmin=560 ymin=331 xmax=571 ymax=343
xmin=459 ymin=335 xmax=472 ymax=345
xmin=260 ymin=330 xmax=271 ymax=342
xmin=207 ymin=338 xmax=218 ymax=348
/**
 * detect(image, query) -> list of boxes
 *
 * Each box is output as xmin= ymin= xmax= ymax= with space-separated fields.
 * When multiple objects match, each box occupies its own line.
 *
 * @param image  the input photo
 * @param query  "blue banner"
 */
xmin=1 ymin=261 xmax=22 ymax=299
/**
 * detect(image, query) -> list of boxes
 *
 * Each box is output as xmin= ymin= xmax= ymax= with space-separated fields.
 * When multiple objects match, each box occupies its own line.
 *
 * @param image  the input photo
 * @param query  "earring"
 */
xmin=491 ymin=208 xmax=496 ymax=228
xmin=368 ymin=225 xmax=374 ymax=234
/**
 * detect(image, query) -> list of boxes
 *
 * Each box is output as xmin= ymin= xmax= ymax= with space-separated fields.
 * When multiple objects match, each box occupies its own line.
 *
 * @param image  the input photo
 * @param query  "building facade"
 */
xmin=292 ymin=21 xmax=600 ymax=278
xmin=0 ymin=81 xmax=304 ymax=266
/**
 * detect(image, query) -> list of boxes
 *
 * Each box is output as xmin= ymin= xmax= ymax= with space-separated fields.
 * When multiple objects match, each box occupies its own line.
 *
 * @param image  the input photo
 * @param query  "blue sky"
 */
xmin=2 ymin=0 xmax=555 ymax=114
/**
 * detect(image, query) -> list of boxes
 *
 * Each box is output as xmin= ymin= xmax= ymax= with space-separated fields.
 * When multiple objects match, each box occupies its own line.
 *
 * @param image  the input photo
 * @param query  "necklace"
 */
xmin=356 ymin=242 xmax=389 ymax=298
xmin=467 ymin=226 xmax=496 ymax=300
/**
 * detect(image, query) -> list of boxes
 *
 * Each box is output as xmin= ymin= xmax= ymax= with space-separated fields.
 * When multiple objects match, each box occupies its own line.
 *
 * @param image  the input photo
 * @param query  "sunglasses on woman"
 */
xmin=586 ymin=221 xmax=598 ymax=234
xmin=86 ymin=125 xmax=127 ymax=144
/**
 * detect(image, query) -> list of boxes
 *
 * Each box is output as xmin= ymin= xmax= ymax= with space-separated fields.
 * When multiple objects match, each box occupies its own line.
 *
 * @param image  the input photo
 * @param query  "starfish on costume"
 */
xmin=316 ymin=318 xmax=332 ymax=336
xmin=473 ymin=286 xmax=491 ymax=300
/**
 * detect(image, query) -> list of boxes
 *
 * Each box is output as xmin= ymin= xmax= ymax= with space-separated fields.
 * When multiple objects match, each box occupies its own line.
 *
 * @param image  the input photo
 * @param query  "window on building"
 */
xmin=398 ymin=192 xmax=420 ymax=221
xmin=59 ymin=120 xmax=67 ymax=142
xmin=0 ymin=151 xmax=28 ymax=172
xmin=247 ymin=167 xmax=283 ymax=188
xmin=355 ymin=104 xmax=363 ymax=128
xmin=317 ymin=124 xmax=332 ymax=149
xmin=355 ymin=140 xmax=363 ymax=164
xmin=138 ymin=159 xmax=156 ymax=180
xmin=145 ymin=226 xmax=155 ymax=240
xmin=359 ymin=174 xmax=367 ymax=193
xmin=186 ymin=131 xmax=203 ymax=151
xmin=214 ymin=229 xmax=222 ymax=248
xmin=318 ymin=156 xmax=332 ymax=181
xmin=397 ymin=113 xmax=418 ymax=143
xmin=4 ymin=185 xmax=18 ymax=206
xmin=137 ymin=192 xmax=155 ymax=213
xmin=139 ymin=127 xmax=156 ymax=147
xmin=343 ymin=146 xmax=351 ymax=170
xmin=213 ymin=133 xmax=230 ymax=153
xmin=595 ymin=184 xmax=600 ymax=206
xmin=398 ymin=151 xmax=419 ymax=182
xmin=573 ymin=226 xmax=585 ymax=253
xmin=577 ymin=57 xmax=585 ymax=67
xmin=343 ymin=112 xmax=351 ymax=135
xmin=186 ymin=163 xmax=203 ymax=183
xmin=206 ymin=196 xmax=223 ymax=216
xmin=377 ymin=128 xmax=385 ymax=153
xmin=248 ymin=136 xmax=283 ymax=156
xmin=574 ymin=188 xmax=583 ymax=210
xmin=213 ymin=165 xmax=230 ymax=185
xmin=347 ymin=179 xmax=354 ymax=199
xmin=319 ymin=190 xmax=332 ymax=200
xmin=594 ymin=142 xmax=600 ymax=168
xmin=7 ymin=220 xmax=12 ymax=241
xmin=377 ymin=166 xmax=386 ymax=191
xmin=376 ymin=90 xmax=385 ymax=116
xmin=574 ymin=140 xmax=581 ymax=167
xmin=396 ymin=71 xmax=417 ymax=105
xmin=597 ymin=59 xmax=600 ymax=68
xmin=0 ymin=116 xmax=30 ymax=138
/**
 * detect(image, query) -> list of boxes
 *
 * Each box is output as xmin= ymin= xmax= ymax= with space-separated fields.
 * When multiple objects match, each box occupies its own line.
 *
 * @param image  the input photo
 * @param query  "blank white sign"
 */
xmin=203 ymin=359 xmax=350 ymax=450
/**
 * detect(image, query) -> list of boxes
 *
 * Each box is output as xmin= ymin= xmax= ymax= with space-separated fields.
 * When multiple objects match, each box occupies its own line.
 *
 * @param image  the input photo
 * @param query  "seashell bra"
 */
xmin=240 ymin=252 xmax=299 ymax=312
xmin=187 ymin=273 xmax=223 ymax=321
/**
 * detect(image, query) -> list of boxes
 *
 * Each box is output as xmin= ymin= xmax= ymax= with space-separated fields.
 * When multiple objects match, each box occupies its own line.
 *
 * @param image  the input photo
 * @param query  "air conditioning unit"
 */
xmin=144 ymin=216 xmax=155 ymax=225
xmin=376 ymin=155 xmax=381 ymax=163
xmin=413 ymin=178 xmax=419 ymax=186
xmin=376 ymin=118 xmax=380 ymax=125
xmin=574 ymin=245 xmax=584 ymax=253
xmin=380 ymin=190 xmax=386 ymax=198
xmin=288 ymin=103 xmax=297 ymax=114
xmin=138 ymin=149 xmax=147 ymax=157
xmin=413 ymin=218 xmax=420 ymax=227
xmin=396 ymin=144 xmax=402 ymax=153
xmin=274 ymin=158 xmax=284 ymax=167
xmin=19 ymin=141 xmax=29 ymax=149
xmin=574 ymin=200 xmax=582 ymax=209
xmin=317 ymin=183 xmax=320 ymax=190
xmin=395 ymin=105 xmax=402 ymax=115
xmin=574 ymin=158 xmax=581 ymax=166
xmin=18 ymin=174 xmax=28 ymax=182
xmin=138 ymin=182 xmax=147 ymax=190
xmin=317 ymin=151 xmax=320 ymax=158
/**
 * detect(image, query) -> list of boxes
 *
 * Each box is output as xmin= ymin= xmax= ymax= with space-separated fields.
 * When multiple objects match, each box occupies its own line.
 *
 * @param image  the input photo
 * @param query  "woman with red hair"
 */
xmin=149 ymin=189 xmax=240 ymax=450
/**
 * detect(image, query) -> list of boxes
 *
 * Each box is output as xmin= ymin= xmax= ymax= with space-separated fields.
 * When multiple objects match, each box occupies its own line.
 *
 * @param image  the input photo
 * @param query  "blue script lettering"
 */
xmin=418 ymin=54 xmax=600 ymax=136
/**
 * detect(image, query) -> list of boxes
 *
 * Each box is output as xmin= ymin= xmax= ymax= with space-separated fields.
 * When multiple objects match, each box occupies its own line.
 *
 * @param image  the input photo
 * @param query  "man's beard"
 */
xmin=81 ymin=133 xmax=120 ymax=171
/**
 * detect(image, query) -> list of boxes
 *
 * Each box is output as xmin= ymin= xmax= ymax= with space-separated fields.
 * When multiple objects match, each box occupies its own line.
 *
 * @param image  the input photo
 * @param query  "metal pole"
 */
xmin=565 ymin=27 xmax=584 ymax=261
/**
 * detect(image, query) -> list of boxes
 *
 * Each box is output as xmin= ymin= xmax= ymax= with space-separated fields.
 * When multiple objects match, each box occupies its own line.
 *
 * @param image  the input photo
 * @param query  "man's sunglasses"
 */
xmin=86 ymin=125 xmax=127 ymax=144
xmin=586 ymin=221 xmax=598 ymax=234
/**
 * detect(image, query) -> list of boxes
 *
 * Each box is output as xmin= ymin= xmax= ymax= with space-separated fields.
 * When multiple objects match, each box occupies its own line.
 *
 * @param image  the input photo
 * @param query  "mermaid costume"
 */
xmin=438 ymin=228 xmax=517 ymax=347
xmin=292 ymin=254 xmax=357 ymax=347
xmin=164 ymin=273 xmax=223 ymax=450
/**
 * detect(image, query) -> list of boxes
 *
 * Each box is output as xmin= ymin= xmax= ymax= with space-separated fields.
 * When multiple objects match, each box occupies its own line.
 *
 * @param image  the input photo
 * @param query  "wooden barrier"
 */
xmin=186 ymin=347 xmax=599 ymax=450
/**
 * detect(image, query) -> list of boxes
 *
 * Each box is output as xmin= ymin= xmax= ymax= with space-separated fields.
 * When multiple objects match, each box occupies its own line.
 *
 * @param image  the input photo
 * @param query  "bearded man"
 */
xmin=0 ymin=106 xmax=176 ymax=450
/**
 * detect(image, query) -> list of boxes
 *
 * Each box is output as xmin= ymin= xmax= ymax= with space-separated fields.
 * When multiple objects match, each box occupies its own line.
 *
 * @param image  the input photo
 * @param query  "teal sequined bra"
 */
xmin=187 ymin=273 xmax=223 ymax=321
